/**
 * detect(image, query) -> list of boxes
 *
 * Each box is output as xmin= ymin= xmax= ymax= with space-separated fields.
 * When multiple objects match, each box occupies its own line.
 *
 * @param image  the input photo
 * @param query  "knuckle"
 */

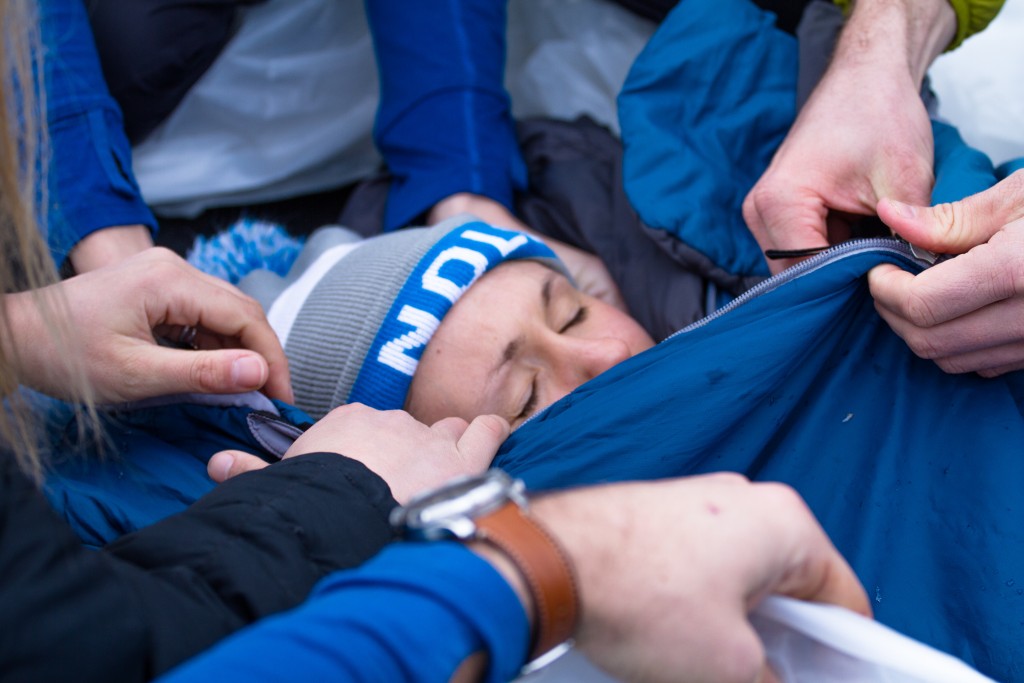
xmin=1003 ymin=169 xmax=1024 ymax=203
xmin=475 ymin=413 xmax=509 ymax=437
xmin=718 ymin=634 xmax=764 ymax=683
xmin=930 ymin=201 xmax=964 ymax=243
xmin=903 ymin=328 xmax=941 ymax=360
xmin=189 ymin=354 xmax=223 ymax=392
xmin=755 ymin=481 xmax=804 ymax=512
xmin=705 ymin=472 xmax=750 ymax=488
xmin=936 ymin=357 xmax=968 ymax=374
xmin=902 ymin=288 xmax=940 ymax=329
xmin=1007 ymin=257 xmax=1024 ymax=299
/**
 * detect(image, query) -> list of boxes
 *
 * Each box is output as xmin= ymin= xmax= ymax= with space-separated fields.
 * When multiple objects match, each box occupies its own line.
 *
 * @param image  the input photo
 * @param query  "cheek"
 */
xmin=407 ymin=346 xmax=488 ymax=423
xmin=594 ymin=303 xmax=655 ymax=355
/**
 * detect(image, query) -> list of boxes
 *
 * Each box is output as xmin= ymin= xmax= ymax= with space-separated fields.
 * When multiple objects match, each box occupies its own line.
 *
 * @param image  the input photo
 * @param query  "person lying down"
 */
xmin=239 ymin=216 xmax=654 ymax=427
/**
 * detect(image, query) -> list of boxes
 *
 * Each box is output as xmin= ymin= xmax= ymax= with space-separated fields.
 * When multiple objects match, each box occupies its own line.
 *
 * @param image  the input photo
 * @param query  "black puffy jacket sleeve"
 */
xmin=1 ymin=452 xmax=397 ymax=682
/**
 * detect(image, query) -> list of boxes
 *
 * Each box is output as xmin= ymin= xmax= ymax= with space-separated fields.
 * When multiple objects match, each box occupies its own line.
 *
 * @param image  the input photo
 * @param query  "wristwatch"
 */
xmin=390 ymin=469 xmax=579 ymax=666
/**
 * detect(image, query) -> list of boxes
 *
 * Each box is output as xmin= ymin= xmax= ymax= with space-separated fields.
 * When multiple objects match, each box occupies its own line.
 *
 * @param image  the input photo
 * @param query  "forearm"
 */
xmin=157 ymin=543 xmax=530 ymax=683
xmin=365 ymin=0 xmax=526 ymax=230
xmin=40 ymin=0 xmax=157 ymax=267
xmin=834 ymin=0 xmax=956 ymax=84
xmin=68 ymin=224 xmax=155 ymax=274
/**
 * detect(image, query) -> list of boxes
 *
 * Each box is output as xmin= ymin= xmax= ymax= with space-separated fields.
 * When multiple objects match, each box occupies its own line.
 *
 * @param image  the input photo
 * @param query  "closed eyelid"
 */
xmin=560 ymin=304 xmax=588 ymax=332
xmin=517 ymin=376 xmax=538 ymax=420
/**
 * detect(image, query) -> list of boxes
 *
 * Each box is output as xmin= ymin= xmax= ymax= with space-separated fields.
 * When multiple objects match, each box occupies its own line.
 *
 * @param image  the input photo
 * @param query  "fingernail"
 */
xmin=209 ymin=453 xmax=234 ymax=482
xmin=231 ymin=356 xmax=266 ymax=389
xmin=890 ymin=200 xmax=916 ymax=219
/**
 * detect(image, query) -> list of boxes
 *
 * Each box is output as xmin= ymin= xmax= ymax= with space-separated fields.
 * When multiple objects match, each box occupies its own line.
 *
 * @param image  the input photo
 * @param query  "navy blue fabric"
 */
xmin=366 ymin=0 xmax=527 ymax=231
xmin=493 ymin=242 xmax=1024 ymax=681
xmin=44 ymin=396 xmax=313 ymax=547
xmin=39 ymin=0 xmax=157 ymax=266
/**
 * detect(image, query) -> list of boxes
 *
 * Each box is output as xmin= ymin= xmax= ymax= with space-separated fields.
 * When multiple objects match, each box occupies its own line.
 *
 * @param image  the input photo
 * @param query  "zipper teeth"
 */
xmin=666 ymin=237 xmax=925 ymax=339
xmin=513 ymin=238 xmax=925 ymax=432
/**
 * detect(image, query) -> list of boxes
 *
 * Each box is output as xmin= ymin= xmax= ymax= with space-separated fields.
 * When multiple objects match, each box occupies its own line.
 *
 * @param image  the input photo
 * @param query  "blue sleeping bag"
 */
xmin=493 ymin=239 xmax=1024 ymax=680
xmin=43 ymin=0 xmax=1023 ymax=679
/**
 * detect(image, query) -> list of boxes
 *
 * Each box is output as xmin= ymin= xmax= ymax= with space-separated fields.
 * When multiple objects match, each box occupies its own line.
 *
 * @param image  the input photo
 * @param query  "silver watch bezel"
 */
xmin=390 ymin=469 xmax=528 ymax=541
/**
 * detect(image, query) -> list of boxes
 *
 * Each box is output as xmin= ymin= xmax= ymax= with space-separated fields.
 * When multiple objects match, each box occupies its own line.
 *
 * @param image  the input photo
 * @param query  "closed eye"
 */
xmin=560 ymin=305 xmax=588 ymax=333
xmin=517 ymin=378 xmax=538 ymax=421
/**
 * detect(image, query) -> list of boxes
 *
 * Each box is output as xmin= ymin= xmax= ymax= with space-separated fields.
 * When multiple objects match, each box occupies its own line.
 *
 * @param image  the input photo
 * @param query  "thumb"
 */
xmin=878 ymin=171 xmax=1024 ymax=253
xmin=456 ymin=414 xmax=511 ymax=470
xmin=143 ymin=347 xmax=270 ymax=397
xmin=208 ymin=449 xmax=270 ymax=483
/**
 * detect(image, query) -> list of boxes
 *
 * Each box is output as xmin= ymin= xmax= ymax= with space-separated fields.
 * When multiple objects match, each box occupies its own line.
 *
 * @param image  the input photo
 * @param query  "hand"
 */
xmin=530 ymin=474 xmax=870 ymax=683
xmin=68 ymin=224 xmax=154 ymax=273
xmin=429 ymin=193 xmax=627 ymax=311
xmin=869 ymin=171 xmax=1024 ymax=376
xmin=4 ymin=248 xmax=293 ymax=403
xmin=742 ymin=0 xmax=954 ymax=274
xmin=207 ymin=403 xmax=510 ymax=504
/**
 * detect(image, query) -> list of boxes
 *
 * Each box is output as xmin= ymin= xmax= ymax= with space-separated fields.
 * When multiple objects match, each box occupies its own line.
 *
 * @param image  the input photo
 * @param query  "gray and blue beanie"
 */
xmin=239 ymin=216 xmax=566 ymax=419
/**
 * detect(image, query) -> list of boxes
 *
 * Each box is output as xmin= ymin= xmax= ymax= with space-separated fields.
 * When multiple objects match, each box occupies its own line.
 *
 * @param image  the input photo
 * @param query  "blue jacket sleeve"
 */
xmin=39 ymin=0 xmax=156 ymax=267
xmin=366 ymin=0 xmax=528 ymax=231
xmin=157 ymin=542 xmax=530 ymax=683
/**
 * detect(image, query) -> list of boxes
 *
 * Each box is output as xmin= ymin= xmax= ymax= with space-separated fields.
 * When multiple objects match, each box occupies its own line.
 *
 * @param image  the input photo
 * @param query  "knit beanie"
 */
xmin=239 ymin=216 xmax=567 ymax=419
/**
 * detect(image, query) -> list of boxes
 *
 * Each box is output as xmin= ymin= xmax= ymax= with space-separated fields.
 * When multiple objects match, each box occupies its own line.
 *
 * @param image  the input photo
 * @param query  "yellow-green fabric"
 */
xmin=831 ymin=0 xmax=1006 ymax=50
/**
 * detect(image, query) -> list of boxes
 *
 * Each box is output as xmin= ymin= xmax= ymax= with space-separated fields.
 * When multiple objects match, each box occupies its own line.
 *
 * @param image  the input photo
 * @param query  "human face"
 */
xmin=406 ymin=261 xmax=654 ymax=427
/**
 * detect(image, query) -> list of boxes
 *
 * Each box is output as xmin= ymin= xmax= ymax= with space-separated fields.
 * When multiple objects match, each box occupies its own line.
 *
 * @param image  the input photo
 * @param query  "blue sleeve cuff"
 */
xmin=46 ymin=108 xmax=157 ymax=266
xmin=366 ymin=0 xmax=527 ymax=231
xmin=158 ymin=542 xmax=529 ymax=683
xmin=379 ymin=90 xmax=527 ymax=230
xmin=40 ymin=0 xmax=156 ymax=266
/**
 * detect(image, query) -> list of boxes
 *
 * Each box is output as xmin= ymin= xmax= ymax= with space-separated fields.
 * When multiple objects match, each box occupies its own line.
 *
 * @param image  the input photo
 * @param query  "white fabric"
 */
xmin=131 ymin=0 xmax=655 ymax=217
xmin=266 ymin=242 xmax=361 ymax=347
xmin=929 ymin=0 xmax=1024 ymax=165
xmin=514 ymin=597 xmax=995 ymax=682
xmin=133 ymin=0 xmax=381 ymax=216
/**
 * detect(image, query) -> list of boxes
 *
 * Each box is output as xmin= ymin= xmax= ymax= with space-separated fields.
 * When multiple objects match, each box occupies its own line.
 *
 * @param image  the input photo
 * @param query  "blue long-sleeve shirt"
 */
xmin=366 ymin=0 xmax=528 ymax=231
xmin=158 ymin=542 xmax=530 ymax=683
xmin=39 ymin=0 xmax=156 ymax=267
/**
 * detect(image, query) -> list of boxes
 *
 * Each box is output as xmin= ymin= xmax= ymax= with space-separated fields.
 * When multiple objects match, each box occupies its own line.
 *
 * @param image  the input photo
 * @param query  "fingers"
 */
xmin=208 ymin=449 xmax=270 ymax=483
xmin=868 ymin=236 xmax=1018 ymax=327
xmin=130 ymin=346 xmax=272 ymax=397
xmin=135 ymin=250 xmax=292 ymax=403
xmin=759 ymin=485 xmax=872 ymax=618
xmin=878 ymin=170 xmax=1024 ymax=254
xmin=455 ymin=414 xmax=510 ymax=470
xmin=743 ymin=187 xmax=831 ymax=275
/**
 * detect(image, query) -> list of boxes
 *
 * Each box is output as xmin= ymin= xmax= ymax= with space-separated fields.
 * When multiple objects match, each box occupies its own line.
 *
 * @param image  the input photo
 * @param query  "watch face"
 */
xmin=393 ymin=469 xmax=525 ymax=540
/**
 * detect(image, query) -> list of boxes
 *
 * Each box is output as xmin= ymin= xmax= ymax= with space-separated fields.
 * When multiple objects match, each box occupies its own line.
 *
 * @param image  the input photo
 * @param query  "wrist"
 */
xmin=835 ymin=0 xmax=955 ymax=83
xmin=1 ymin=291 xmax=44 ymax=393
xmin=69 ymin=224 xmax=154 ymax=274
xmin=392 ymin=471 xmax=579 ymax=667
xmin=469 ymin=542 xmax=534 ymax=623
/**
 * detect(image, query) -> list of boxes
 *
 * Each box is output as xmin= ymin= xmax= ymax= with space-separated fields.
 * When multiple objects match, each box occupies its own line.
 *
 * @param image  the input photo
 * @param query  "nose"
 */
xmin=561 ymin=335 xmax=632 ymax=385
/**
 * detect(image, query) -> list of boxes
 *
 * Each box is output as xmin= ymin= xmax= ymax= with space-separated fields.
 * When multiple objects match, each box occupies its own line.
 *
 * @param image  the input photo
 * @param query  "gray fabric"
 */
xmin=239 ymin=224 xmax=449 ymax=419
xmin=285 ymin=228 xmax=441 ymax=419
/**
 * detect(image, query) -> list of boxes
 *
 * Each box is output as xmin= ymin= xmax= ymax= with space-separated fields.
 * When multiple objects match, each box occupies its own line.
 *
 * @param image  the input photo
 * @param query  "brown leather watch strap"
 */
xmin=475 ymin=501 xmax=579 ymax=660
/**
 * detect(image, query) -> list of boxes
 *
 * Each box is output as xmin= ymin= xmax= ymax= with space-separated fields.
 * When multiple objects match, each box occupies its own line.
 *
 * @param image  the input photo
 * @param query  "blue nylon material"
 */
xmin=494 ymin=245 xmax=1024 ymax=680
xmin=619 ymin=0 xmax=796 ymax=278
